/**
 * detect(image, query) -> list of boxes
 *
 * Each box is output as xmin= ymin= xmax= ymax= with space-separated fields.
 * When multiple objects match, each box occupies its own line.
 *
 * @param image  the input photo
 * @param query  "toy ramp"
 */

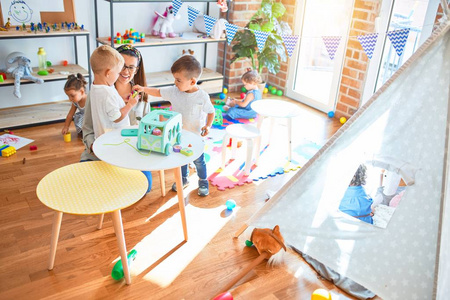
xmin=249 ymin=23 xmax=450 ymax=299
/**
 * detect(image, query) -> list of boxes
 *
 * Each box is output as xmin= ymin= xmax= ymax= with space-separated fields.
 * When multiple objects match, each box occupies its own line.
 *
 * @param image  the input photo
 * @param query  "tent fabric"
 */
xmin=249 ymin=23 xmax=450 ymax=300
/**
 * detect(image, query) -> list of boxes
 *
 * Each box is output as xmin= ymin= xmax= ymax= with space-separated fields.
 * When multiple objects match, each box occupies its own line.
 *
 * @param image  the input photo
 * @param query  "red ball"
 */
xmin=240 ymin=93 xmax=245 ymax=99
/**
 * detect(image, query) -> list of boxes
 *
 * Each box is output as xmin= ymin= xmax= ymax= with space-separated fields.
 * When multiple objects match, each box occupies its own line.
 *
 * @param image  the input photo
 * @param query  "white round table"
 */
xmin=93 ymin=128 xmax=205 ymax=242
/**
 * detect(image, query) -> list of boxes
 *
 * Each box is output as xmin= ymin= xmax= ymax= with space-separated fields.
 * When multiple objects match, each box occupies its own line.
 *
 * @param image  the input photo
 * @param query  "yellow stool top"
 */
xmin=36 ymin=161 xmax=148 ymax=215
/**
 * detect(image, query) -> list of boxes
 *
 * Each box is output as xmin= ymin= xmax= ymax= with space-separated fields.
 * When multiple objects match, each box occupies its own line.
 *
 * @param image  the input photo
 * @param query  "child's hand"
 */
xmin=62 ymin=126 xmax=69 ymax=135
xmin=127 ymin=91 xmax=141 ymax=102
xmin=201 ymin=125 xmax=211 ymax=136
xmin=128 ymin=94 xmax=138 ymax=107
xmin=229 ymin=99 xmax=236 ymax=107
xmin=132 ymin=84 xmax=144 ymax=93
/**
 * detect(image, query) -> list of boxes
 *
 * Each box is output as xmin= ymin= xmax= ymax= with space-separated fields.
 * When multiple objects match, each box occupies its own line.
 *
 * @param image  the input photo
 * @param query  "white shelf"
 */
xmin=0 ymin=64 xmax=88 ymax=86
xmin=0 ymin=28 xmax=89 ymax=39
xmin=97 ymin=33 xmax=225 ymax=48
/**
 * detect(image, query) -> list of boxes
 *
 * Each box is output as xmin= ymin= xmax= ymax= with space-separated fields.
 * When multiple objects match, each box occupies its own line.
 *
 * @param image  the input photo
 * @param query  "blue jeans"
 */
xmin=181 ymin=153 xmax=207 ymax=180
xmin=142 ymin=171 xmax=152 ymax=193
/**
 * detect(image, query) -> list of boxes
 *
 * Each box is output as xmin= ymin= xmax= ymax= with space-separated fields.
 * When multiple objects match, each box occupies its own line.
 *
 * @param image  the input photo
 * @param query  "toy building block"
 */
xmin=0 ymin=75 xmax=3 ymax=82
xmin=0 ymin=144 xmax=9 ymax=151
xmin=173 ymin=145 xmax=182 ymax=152
xmin=2 ymin=145 xmax=16 ymax=157
xmin=180 ymin=148 xmax=193 ymax=156
xmin=30 ymin=145 xmax=37 ymax=151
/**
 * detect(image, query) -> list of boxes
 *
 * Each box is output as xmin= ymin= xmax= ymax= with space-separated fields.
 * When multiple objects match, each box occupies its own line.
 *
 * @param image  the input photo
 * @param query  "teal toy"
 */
xmin=137 ymin=110 xmax=182 ymax=156
xmin=111 ymin=249 xmax=137 ymax=280
xmin=213 ymin=109 xmax=224 ymax=125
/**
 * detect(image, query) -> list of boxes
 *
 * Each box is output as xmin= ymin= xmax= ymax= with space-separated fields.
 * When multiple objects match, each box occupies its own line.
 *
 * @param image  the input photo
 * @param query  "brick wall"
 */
xmin=334 ymin=0 xmax=380 ymax=119
xmin=218 ymin=0 xmax=296 ymax=93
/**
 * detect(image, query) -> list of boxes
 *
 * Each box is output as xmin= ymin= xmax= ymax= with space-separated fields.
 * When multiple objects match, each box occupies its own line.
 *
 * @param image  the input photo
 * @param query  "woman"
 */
xmin=115 ymin=45 xmax=149 ymax=125
xmin=80 ymin=45 xmax=152 ymax=192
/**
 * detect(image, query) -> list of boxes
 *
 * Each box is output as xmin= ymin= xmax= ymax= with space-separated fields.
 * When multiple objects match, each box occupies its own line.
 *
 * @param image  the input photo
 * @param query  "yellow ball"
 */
xmin=263 ymin=88 xmax=268 ymax=94
xmin=340 ymin=117 xmax=347 ymax=124
xmin=223 ymin=88 xmax=228 ymax=94
xmin=311 ymin=289 xmax=332 ymax=300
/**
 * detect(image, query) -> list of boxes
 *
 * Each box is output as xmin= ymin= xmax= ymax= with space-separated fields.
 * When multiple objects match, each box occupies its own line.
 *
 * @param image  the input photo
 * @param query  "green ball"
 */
xmin=245 ymin=240 xmax=253 ymax=247
xmin=46 ymin=61 xmax=52 ymax=67
xmin=276 ymin=90 xmax=283 ymax=96
xmin=270 ymin=88 xmax=277 ymax=95
xmin=241 ymin=86 xmax=247 ymax=93
xmin=268 ymin=85 xmax=273 ymax=90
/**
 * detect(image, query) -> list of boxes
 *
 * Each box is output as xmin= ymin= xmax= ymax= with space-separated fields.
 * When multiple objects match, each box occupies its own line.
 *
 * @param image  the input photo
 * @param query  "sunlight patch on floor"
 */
xmin=130 ymin=202 xmax=238 ymax=287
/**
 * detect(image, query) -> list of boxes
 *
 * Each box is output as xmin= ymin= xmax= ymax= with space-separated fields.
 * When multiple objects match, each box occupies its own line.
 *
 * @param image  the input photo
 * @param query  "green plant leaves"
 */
xmin=272 ymin=2 xmax=286 ymax=19
xmin=261 ymin=22 xmax=274 ymax=32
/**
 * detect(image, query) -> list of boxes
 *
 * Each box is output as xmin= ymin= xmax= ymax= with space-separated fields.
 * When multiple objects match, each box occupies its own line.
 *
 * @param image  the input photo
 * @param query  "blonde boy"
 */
xmin=89 ymin=45 xmax=137 ymax=138
xmin=133 ymin=55 xmax=215 ymax=196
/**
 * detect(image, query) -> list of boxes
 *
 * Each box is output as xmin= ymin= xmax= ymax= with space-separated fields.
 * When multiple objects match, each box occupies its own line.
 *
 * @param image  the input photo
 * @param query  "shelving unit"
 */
xmin=94 ymin=0 xmax=228 ymax=96
xmin=0 ymin=28 xmax=91 ymax=130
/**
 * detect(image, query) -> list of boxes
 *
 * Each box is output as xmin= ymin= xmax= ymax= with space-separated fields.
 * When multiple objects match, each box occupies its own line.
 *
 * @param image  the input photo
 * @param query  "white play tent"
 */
xmin=248 ymin=21 xmax=450 ymax=299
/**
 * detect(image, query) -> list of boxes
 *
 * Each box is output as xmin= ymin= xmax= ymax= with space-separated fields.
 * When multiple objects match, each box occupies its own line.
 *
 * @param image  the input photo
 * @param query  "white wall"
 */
xmin=0 ymin=0 xmax=220 ymax=109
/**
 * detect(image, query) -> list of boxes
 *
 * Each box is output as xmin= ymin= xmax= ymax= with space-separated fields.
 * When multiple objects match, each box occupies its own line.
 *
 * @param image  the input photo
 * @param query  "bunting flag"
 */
xmin=357 ymin=33 xmax=378 ymax=59
xmin=281 ymin=35 xmax=299 ymax=57
xmin=171 ymin=0 xmax=183 ymax=17
xmin=322 ymin=36 xmax=341 ymax=60
xmin=253 ymin=30 xmax=270 ymax=52
xmin=187 ymin=6 xmax=200 ymax=26
xmin=224 ymin=22 xmax=239 ymax=45
xmin=387 ymin=28 xmax=410 ymax=57
xmin=204 ymin=15 xmax=217 ymax=36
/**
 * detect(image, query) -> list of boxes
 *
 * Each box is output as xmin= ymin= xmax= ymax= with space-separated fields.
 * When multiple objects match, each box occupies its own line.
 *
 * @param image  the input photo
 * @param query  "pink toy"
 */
xmin=152 ymin=6 xmax=180 ymax=39
xmin=30 ymin=145 xmax=37 ymax=151
xmin=152 ymin=128 xmax=162 ymax=136
xmin=240 ymin=93 xmax=245 ymax=99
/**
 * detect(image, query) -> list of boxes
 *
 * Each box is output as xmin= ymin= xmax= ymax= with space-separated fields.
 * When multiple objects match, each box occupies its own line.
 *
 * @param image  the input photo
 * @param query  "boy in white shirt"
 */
xmin=89 ymin=45 xmax=137 ymax=138
xmin=133 ymin=55 xmax=215 ymax=196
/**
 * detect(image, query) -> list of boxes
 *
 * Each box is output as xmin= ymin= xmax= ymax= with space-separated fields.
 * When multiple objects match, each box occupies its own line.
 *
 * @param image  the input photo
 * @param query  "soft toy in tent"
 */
xmin=5 ymin=52 xmax=44 ymax=98
xmin=152 ymin=6 xmax=181 ymax=39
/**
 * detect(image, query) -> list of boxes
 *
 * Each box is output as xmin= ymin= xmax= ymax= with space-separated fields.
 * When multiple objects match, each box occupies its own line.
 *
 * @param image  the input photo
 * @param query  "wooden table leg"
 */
xmin=97 ymin=214 xmax=104 ymax=229
xmin=48 ymin=211 xmax=63 ymax=270
xmin=173 ymin=167 xmax=188 ymax=241
xmin=287 ymin=118 xmax=292 ymax=161
xmin=111 ymin=210 xmax=131 ymax=285
xmin=159 ymin=170 xmax=166 ymax=197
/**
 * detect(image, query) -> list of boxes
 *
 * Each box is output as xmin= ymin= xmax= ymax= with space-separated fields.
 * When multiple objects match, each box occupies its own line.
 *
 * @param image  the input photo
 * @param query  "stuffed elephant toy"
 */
xmin=6 ymin=53 xmax=44 ymax=98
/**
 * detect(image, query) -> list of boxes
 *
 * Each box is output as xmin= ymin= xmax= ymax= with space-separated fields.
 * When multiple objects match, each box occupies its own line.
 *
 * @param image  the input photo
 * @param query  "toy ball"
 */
xmin=270 ymin=88 xmax=277 ymax=95
xmin=268 ymin=85 xmax=273 ymax=90
xmin=225 ymin=199 xmax=236 ymax=210
xmin=240 ymin=93 xmax=246 ymax=99
xmin=241 ymin=86 xmax=247 ymax=93
xmin=223 ymin=88 xmax=228 ymax=94
xmin=265 ymin=83 xmax=269 ymax=88
xmin=245 ymin=240 xmax=253 ymax=247
xmin=219 ymin=93 xmax=226 ymax=100
xmin=276 ymin=90 xmax=283 ymax=96
xmin=263 ymin=88 xmax=268 ymax=94
xmin=311 ymin=289 xmax=332 ymax=300
xmin=327 ymin=111 xmax=335 ymax=118
xmin=340 ymin=117 xmax=347 ymax=124
xmin=213 ymin=292 xmax=233 ymax=300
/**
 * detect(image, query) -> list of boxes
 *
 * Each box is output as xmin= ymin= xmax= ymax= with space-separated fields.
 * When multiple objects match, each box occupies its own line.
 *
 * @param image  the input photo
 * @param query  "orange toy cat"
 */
xmin=216 ymin=225 xmax=287 ymax=296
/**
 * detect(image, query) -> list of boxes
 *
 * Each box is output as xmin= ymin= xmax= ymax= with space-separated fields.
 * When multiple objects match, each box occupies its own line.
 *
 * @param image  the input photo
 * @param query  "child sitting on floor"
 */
xmin=61 ymin=73 xmax=87 ymax=136
xmin=224 ymin=68 xmax=262 ymax=119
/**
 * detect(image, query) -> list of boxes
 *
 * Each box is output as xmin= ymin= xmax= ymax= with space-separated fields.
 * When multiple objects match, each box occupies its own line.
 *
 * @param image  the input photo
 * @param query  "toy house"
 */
xmin=137 ymin=110 xmax=182 ymax=155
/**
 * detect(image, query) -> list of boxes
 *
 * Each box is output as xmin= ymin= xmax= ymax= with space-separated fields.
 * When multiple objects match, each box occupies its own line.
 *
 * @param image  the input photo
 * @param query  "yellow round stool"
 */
xmin=311 ymin=288 xmax=332 ymax=300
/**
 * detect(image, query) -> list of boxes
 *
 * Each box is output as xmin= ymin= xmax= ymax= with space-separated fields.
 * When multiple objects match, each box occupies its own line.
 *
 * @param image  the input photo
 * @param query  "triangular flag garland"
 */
xmin=224 ymin=22 xmax=239 ymax=45
xmin=170 ymin=10 xmax=415 ymax=62
xmin=171 ymin=0 xmax=183 ymax=17
xmin=204 ymin=15 xmax=218 ymax=36
xmin=322 ymin=36 xmax=341 ymax=60
xmin=281 ymin=35 xmax=299 ymax=57
xmin=253 ymin=30 xmax=270 ymax=52
xmin=357 ymin=33 xmax=378 ymax=59
xmin=387 ymin=28 xmax=410 ymax=57
xmin=187 ymin=5 xmax=200 ymax=27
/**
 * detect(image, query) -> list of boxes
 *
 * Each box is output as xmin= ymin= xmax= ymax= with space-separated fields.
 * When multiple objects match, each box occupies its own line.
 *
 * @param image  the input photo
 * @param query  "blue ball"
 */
xmin=219 ymin=93 xmax=226 ymax=100
xmin=327 ymin=111 xmax=335 ymax=118
xmin=225 ymin=199 xmax=236 ymax=210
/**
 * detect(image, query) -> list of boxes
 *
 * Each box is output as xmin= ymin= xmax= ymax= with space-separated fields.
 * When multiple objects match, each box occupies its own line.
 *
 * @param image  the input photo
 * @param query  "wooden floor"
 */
xmin=0 ymin=95 xmax=377 ymax=300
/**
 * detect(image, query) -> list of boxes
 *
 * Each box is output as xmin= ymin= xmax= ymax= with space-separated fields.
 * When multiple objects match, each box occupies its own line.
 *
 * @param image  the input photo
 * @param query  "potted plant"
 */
xmin=231 ymin=0 xmax=292 ymax=89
